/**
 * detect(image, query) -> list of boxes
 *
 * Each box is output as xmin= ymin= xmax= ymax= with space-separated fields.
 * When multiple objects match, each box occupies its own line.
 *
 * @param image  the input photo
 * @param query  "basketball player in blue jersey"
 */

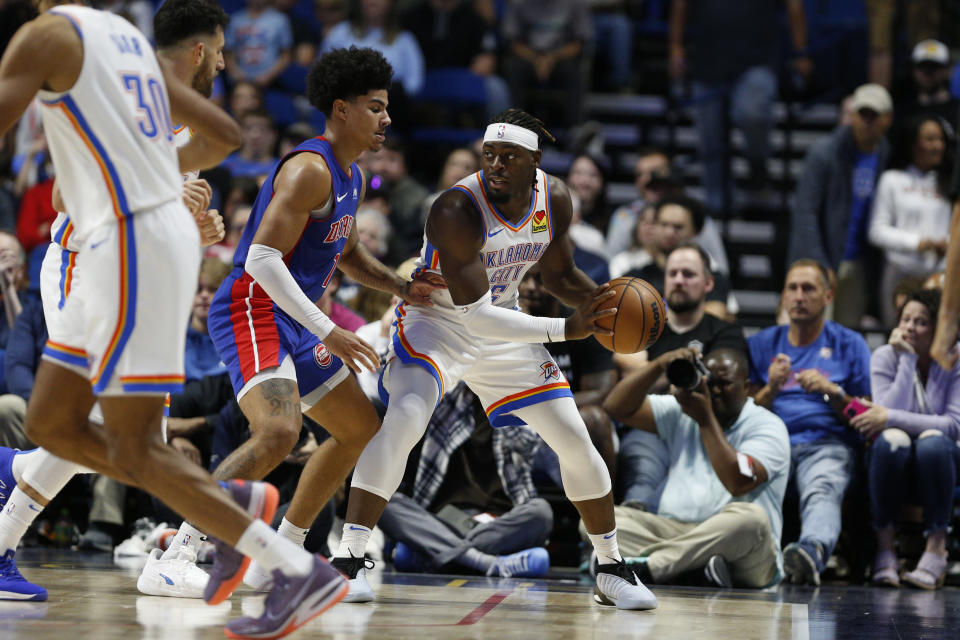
xmin=323 ymin=109 xmax=658 ymax=610
xmin=193 ymin=46 xmax=439 ymax=603
xmin=0 ymin=2 xmax=350 ymax=637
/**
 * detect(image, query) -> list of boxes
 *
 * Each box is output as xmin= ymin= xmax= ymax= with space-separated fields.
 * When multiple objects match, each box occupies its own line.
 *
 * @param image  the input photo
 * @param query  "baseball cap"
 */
xmin=850 ymin=83 xmax=893 ymax=114
xmin=912 ymin=39 xmax=950 ymax=65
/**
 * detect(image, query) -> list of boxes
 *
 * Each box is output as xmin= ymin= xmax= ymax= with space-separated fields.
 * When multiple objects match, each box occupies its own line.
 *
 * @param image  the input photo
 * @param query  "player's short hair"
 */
xmin=654 ymin=194 xmax=705 ymax=234
xmin=307 ymin=47 xmax=394 ymax=117
xmin=488 ymin=108 xmax=556 ymax=147
xmin=154 ymin=0 xmax=229 ymax=50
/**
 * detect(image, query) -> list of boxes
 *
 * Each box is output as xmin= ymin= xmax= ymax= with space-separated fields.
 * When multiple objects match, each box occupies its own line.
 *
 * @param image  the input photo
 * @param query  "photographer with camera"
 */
xmin=747 ymin=259 xmax=872 ymax=586
xmin=595 ymin=347 xmax=790 ymax=588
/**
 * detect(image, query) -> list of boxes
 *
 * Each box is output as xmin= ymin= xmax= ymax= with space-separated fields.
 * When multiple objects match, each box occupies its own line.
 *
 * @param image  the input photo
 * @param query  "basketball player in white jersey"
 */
xmin=0 ymin=0 xmax=231 ymax=602
xmin=325 ymin=109 xmax=657 ymax=609
xmin=0 ymin=2 xmax=349 ymax=636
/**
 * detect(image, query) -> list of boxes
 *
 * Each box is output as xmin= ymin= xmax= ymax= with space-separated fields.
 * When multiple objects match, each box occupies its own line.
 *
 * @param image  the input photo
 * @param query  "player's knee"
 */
xmin=250 ymin=418 xmax=301 ymax=457
xmin=580 ymin=405 xmax=612 ymax=444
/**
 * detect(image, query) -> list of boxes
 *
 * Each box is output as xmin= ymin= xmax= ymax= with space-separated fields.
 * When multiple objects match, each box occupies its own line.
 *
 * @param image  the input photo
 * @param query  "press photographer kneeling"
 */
xmin=592 ymin=347 xmax=791 ymax=588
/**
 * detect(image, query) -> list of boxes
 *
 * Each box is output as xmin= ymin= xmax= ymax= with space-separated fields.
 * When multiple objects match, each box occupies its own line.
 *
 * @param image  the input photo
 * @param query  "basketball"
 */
xmin=593 ymin=277 xmax=666 ymax=354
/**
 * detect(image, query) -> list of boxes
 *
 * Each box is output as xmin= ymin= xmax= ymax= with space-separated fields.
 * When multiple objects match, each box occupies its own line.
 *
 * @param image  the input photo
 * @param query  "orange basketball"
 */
xmin=593 ymin=277 xmax=666 ymax=354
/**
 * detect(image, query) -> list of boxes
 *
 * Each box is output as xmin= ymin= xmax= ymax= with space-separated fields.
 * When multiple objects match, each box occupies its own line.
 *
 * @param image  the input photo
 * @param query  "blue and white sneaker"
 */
xmin=0 ymin=447 xmax=31 ymax=510
xmin=137 ymin=547 xmax=209 ymax=598
xmin=487 ymin=547 xmax=550 ymax=579
xmin=0 ymin=550 xmax=47 ymax=601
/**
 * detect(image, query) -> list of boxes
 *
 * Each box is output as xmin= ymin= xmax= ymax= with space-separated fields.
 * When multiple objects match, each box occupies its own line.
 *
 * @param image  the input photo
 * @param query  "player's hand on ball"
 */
xmin=182 ymin=179 xmax=212 ymax=216
xmin=403 ymin=271 xmax=446 ymax=306
xmin=195 ymin=208 xmax=225 ymax=246
xmin=323 ymin=326 xmax=381 ymax=373
xmin=564 ymin=284 xmax=617 ymax=341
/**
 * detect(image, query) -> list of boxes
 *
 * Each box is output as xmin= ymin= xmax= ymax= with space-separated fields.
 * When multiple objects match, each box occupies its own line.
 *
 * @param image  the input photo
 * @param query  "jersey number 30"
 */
xmin=122 ymin=73 xmax=173 ymax=142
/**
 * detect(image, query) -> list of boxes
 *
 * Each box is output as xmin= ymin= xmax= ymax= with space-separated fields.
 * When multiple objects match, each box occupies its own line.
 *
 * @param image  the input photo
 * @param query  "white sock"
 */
xmin=0 ymin=487 xmax=44 ymax=553
xmin=277 ymin=517 xmax=308 ymax=548
xmin=588 ymin=529 xmax=623 ymax=565
xmin=161 ymin=521 xmax=205 ymax=559
xmin=235 ymin=519 xmax=313 ymax=577
xmin=21 ymin=450 xmax=87 ymax=500
xmin=336 ymin=522 xmax=370 ymax=558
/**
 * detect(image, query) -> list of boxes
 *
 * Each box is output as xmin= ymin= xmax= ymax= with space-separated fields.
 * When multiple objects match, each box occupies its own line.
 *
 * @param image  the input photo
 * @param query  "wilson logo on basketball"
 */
xmin=314 ymin=343 xmax=332 ymax=368
xmin=540 ymin=361 xmax=560 ymax=380
xmin=532 ymin=210 xmax=548 ymax=233
xmin=649 ymin=299 xmax=662 ymax=340
xmin=324 ymin=215 xmax=354 ymax=243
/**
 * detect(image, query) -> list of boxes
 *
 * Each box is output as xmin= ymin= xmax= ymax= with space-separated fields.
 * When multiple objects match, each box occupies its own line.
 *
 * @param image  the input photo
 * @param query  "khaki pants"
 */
xmin=0 ymin=394 xmax=30 ymax=450
xmin=583 ymin=501 xmax=779 ymax=588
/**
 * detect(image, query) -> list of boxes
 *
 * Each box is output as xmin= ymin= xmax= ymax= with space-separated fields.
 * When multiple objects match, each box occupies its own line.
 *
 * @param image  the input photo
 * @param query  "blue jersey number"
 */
xmin=122 ymin=73 xmax=173 ymax=142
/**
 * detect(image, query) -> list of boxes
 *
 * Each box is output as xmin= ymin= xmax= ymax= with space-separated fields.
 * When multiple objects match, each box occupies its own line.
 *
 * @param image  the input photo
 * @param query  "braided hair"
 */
xmin=489 ymin=108 xmax=556 ymax=147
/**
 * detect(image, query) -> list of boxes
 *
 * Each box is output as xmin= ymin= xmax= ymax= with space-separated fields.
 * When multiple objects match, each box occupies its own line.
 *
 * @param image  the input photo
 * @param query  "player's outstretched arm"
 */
xmin=537 ymin=176 xmax=599 ymax=307
xmin=161 ymin=58 xmax=241 ymax=173
xmin=0 ymin=15 xmax=80 ymax=137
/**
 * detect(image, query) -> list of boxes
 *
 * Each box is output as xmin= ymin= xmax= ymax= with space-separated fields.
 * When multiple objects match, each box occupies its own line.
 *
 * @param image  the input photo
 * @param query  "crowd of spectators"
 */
xmin=0 ymin=0 xmax=958 ymax=591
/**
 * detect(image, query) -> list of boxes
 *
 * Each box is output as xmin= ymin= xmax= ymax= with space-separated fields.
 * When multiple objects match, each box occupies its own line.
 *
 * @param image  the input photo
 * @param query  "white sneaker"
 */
xmin=330 ymin=555 xmax=375 ymax=603
xmin=136 ymin=547 xmax=209 ymax=598
xmin=242 ymin=560 xmax=271 ymax=591
xmin=594 ymin=562 xmax=657 ymax=610
xmin=114 ymin=518 xmax=157 ymax=559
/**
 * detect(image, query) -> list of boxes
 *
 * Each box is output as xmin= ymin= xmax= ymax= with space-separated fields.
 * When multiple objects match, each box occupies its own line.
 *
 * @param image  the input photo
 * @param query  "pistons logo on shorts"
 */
xmin=540 ymin=361 xmax=560 ymax=380
xmin=314 ymin=343 xmax=332 ymax=369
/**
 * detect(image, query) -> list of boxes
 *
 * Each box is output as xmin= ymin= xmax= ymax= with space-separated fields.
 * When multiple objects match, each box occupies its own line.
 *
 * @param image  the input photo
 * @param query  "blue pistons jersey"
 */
xmin=209 ymin=137 xmax=360 ymax=394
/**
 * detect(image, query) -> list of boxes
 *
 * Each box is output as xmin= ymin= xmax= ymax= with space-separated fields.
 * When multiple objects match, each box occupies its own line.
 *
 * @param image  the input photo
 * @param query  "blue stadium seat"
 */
xmin=264 ymin=90 xmax=299 ymax=128
xmin=278 ymin=64 xmax=308 ymax=95
xmin=418 ymin=68 xmax=486 ymax=107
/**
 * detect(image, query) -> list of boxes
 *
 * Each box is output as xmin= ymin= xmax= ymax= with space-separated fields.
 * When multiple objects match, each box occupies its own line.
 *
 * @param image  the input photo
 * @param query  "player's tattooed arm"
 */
xmin=537 ymin=176 xmax=597 ymax=307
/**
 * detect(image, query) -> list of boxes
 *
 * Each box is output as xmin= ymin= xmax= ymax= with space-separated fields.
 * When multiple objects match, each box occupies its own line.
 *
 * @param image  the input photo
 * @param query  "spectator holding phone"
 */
xmin=857 ymin=289 xmax=960 ymax=589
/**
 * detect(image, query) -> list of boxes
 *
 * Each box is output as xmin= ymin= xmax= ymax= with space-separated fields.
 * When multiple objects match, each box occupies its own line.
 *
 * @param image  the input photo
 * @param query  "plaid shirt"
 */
xmin=413 ymin=382 xmax=541 ymax=508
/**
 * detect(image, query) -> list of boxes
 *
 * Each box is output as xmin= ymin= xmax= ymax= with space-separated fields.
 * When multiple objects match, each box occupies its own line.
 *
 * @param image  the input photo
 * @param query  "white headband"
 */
xmin=483 ymin=123 xmax=539 ymax=151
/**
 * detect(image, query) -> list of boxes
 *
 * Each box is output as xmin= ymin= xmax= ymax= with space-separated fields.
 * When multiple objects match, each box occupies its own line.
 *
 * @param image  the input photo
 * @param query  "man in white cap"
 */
xmin=894 ymin=39 xmax=959 ymax=130
xmin=789 ymin=83 xmax=893 ymax=327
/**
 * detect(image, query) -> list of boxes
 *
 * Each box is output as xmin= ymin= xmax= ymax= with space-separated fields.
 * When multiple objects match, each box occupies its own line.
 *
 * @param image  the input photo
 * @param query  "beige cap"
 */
xmin=912 ymin=39 xmax=950 ymax=65
xmin=850 ymin=83 xmax=893 ymax=113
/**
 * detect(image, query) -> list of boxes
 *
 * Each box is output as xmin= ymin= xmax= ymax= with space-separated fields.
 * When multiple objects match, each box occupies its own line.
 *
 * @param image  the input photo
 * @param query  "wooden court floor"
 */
xmin=1 ymin=549 xmax=958 ymax=639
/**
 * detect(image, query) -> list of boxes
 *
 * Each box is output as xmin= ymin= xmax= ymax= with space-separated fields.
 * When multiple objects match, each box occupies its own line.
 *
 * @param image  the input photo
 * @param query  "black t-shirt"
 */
xmin=624 ymin=263 xmax=730 ymax=306
xmin=545 ymin=336 xmax=614 ymax=392
xmin=647 ymin=312 xmax=747 ymax=361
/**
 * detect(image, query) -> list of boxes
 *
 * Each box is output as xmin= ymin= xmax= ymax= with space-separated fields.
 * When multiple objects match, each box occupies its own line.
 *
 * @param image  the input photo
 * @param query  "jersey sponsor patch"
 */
xmin=314 ymin=343 xmax=332 ymax=368
xmin=540 ymin=361 xmax=560 ymax=380
xmin=532 ymin=209 xmax=548 ymax=233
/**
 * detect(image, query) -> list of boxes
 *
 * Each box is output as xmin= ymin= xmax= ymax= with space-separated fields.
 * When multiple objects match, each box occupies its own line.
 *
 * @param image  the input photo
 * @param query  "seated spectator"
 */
xmin=518 ymin=266 xmax=618 ymax=479
xmin=598 ymin=348 xmax=790 ymax=588
xmin=228 ymin=80 xmax=265 ymax=120
xmin=221 ymin=110 xmax=279 ymax=180
xmin=502 ymin=0 xmax=593 ymax=128
xmin=320 ymin=0 xmax=424 ymax=125
xmin=623 ymin=195 xmax=736 ymax=320
xmin=892 ymin=40 xmax=959 ymax=136
xmin=420 ymin=147 xmax=480 ymax=223
xmin=368 ymin=138 xmax=429 ymax=263
xmin=317 ymin=270 xmax=366 ymax=332
xmin=606 ymin=147 xmax=674 ymax=256
xmin=868 ymin=115 xmax=953 ymax=327
xmin=379 ymin=383 xmax=552 ymax=578
xmin=185 ymin=258 xmax=232 ymax=383
xmin=15 ymin=158 xmax=56 ymax=255
xmin=0 ymin=231 xmax=27 ymax=361
xmin=789 ymin=84 xmax=893 ymax=327
xmin=609 ymin=204 xmax=655 ymax=279
xmin=401 ymin=0 xmax=510 ymax=119
xmin=860 ymin=290 xmax=960 ymax=590
xmin=748 ymin=259 xmax=872 ymax=585
xmin=0 ymin=294 xmax=44 ymax=449
xmin=274 ymin=0 xmax=324 ymax=67
xmin=225 ymin=0 xmax=293 ymax=89
xmin=567 ymin=154 xmax=612 ymax=238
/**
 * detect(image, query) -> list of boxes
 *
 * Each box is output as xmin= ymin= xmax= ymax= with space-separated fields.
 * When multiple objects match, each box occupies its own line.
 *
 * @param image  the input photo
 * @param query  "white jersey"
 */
xmin=37 ymin=5 xmax=181 ymax=245
xmin=412 ymin=169 xmax=554 ymax=320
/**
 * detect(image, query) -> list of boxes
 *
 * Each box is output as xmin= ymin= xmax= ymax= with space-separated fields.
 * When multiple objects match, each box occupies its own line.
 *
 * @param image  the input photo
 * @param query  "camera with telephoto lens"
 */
xmin=665 ymin=354 xmax=713 ymax=391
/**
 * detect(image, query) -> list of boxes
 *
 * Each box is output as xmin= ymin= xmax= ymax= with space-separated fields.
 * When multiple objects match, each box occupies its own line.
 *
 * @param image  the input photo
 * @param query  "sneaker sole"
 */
xmin=705 ymin=557 xmax=733 ymax=588
xmin=224 ymin=576 xmax=349 ymax=639
xmin=0 ymin=590 xmax=47 ymax=601
xmin=136 ymin=576 xmax=205 ymax=599
xmin=784 ymin=547 xmax=820 ymax=587
xmin=207 ymin=482 xmax=280 ymax=606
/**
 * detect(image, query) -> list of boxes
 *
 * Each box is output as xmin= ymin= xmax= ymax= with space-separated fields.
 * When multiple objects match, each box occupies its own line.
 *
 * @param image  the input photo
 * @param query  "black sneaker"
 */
xmin=593 ymin=560 xmax=657 ymax=610
xmin=704 ymin=555 xmax=733 ymax=588
xmin=331 ymin=553 xmax=376 ymax=603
